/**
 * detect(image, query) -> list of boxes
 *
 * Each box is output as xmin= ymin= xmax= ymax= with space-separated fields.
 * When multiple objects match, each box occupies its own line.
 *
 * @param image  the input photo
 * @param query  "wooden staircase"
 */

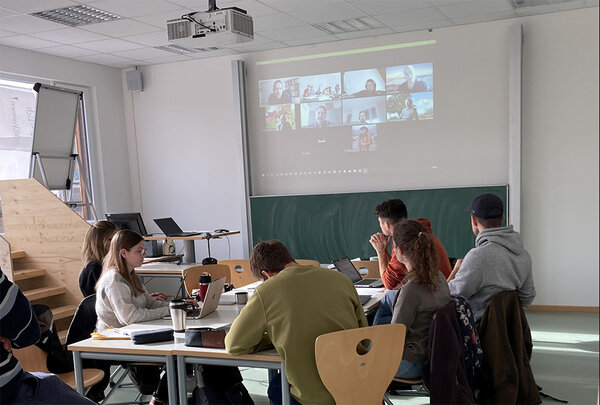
xmin=1 ymin=179 xmax=92 ymax=345
xmin=8 ymin=249 xmax=77 ymax=344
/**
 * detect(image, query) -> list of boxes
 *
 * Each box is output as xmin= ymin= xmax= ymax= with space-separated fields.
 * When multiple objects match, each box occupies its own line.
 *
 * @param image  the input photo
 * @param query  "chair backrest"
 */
xmin=315 ymin=324 xmax=406 ymax=404
xmin=296 ymin=259 xmax=320 ymax=267
xmin=184 ymin=264 xmax=231 ymax=296
xmin=353 ymin=260 xmax=380 ymax=278
xmin=66 ymin=294 xmax=97 ymax=346
xmin=218 ymin=259 xmax=259 ymax=288
xmin=12 ymin=345 xmax=51 ymax=373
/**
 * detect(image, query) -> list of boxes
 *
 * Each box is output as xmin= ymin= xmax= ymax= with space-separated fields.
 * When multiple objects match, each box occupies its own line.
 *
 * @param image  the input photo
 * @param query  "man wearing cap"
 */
xmin=447 ymin=193 xmax=536 ymax=322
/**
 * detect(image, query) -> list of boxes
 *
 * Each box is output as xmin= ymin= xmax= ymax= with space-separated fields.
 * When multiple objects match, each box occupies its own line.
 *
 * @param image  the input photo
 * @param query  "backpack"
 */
xmin=32 ymin=304 xmax=73 ymax=373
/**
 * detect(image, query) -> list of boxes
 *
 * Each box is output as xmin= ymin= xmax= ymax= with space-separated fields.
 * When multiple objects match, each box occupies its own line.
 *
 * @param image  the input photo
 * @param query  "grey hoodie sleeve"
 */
xmin=448 ymin=251 xmax=484 ymax=299
xmin=517 ymin=258 xmax=536 ymax=307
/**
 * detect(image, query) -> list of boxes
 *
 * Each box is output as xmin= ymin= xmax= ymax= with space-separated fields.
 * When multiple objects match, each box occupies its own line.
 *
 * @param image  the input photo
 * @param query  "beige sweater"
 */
xmin=95 ymin=269 xmax=169 ymax=331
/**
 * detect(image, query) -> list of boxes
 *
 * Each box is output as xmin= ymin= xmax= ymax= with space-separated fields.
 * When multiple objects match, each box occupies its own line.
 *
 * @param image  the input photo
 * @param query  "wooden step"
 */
xmin=51 ymin=304 xmax=78 ymax=321
xmin=13 ymin=268 xmax=47 ymax=281
xmin=23 ymin=286 xmax=67 ymax=301
xmin=58 ymin=330 xmax=67 ymax=345
xmin=10 ymin=250 xmax=26 ymax=259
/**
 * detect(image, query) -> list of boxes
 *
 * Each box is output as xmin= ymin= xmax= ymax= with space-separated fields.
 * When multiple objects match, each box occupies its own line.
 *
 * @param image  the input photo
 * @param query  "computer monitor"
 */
xmin=105 ymin=212 xmax=148 ymax=236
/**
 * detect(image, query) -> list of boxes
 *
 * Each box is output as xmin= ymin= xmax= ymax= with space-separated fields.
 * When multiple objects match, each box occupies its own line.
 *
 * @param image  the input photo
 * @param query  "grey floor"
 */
xmin=101 ymin=311 xmax=599 ymax=404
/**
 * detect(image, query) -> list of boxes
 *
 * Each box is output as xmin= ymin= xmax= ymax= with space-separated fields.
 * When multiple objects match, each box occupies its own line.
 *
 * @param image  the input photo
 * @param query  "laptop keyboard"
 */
xmin=355 ymin=279 xmax=374 ymax=285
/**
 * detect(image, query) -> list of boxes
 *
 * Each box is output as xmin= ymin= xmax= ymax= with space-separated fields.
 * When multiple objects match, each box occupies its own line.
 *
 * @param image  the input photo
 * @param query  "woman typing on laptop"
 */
xmin=95 ymin=229 xmax=197 ymax=405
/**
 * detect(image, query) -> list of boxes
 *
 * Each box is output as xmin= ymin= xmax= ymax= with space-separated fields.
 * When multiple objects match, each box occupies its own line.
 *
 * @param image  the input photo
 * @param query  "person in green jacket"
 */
xmin=225 ymin=240 xmax=368 ymax=404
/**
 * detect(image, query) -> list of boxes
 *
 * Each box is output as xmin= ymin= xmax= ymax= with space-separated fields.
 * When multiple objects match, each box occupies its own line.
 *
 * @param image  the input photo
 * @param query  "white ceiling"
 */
xmin=0 ymin=0 xmax=597 ymax=68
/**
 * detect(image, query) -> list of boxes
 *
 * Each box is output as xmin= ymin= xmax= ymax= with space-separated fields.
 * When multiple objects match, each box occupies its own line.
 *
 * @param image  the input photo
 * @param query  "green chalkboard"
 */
xmin=250 ymin=186 xmax=507 ymax=264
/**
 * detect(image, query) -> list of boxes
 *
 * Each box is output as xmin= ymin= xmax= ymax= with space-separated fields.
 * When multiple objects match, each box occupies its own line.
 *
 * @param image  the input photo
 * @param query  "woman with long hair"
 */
xmin=391 ymin=219 xmax=451 ymax=379
xmin=95 ymin=229 xmax=174 ymax=404
xmin=79 ymin=220 xmax=116 ymax=297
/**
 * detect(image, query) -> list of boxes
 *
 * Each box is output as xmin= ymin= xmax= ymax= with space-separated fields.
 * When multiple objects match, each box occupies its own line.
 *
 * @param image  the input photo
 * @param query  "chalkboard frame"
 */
xmin=250 ymin=185 xmax=508 ymax=264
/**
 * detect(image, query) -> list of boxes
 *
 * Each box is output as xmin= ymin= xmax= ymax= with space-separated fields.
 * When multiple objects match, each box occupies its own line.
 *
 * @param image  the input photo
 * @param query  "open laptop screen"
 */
xmin=332 ymin=257 xmax=362 ymax=283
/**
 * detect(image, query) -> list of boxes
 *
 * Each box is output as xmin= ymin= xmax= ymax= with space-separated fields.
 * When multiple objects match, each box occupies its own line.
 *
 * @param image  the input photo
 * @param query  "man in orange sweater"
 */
xmin=369 ymin=199 xmax=452 ymax=324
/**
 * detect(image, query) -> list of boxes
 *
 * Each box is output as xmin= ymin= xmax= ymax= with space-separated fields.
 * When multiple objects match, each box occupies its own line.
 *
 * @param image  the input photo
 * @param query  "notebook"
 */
xmin=186 ymin=277 xmax=226 ymax=319
xmin=333 ymin=257 xmax=384 ymax=288
xmin=153 ymin=217 xmax=202 ymax=237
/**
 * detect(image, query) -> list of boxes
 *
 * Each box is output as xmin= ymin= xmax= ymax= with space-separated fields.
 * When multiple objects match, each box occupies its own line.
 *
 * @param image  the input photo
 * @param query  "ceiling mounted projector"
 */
xmin=167 ymin=0 xmax=253 ymax=49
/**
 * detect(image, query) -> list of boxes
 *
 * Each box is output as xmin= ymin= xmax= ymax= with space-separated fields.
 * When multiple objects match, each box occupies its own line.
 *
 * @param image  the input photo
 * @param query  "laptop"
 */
xmin=153 ymin=217 xmax=202 ymax=237
xmin=186 ymin=277 xmax=226 ymax=319
xmin=333 ymin=257 xmax=384 ymax=288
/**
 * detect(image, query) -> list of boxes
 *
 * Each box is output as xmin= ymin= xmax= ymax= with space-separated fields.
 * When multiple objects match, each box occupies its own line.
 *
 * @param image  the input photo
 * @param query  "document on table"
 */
xmin=91 ymin=327 xmax=131 ymax=340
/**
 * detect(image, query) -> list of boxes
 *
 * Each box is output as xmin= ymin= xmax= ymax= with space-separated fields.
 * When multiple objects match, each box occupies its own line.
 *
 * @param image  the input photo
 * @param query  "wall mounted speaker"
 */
xmin=126 ymin=70 xmax=143 ymax=91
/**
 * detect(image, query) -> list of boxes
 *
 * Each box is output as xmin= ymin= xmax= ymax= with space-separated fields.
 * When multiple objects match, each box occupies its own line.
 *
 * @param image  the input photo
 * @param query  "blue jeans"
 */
xmin=267 ymin=372 xmax=301 ymax=405
xmin=373 ymin=289 xmax=398 ymax=325
xmin=11 ymin=371 xmax=95 ymax=404
xmin=396 ymin=359 xmax=423 ymax=379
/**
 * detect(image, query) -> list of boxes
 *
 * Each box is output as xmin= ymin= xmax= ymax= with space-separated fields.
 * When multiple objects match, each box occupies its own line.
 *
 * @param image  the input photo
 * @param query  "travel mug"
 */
xmin=169 ymin=299 xmax=187 ymax=332
xmin=198 ymin=273 xmax=212 ymax=302
xmin=235 ymin=291 xmax=248 ymax=305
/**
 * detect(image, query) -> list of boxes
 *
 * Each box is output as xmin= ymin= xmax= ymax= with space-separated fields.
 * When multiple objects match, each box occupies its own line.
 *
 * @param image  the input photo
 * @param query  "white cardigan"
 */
xmin=95 ymin=269 xmax=169 ymax=332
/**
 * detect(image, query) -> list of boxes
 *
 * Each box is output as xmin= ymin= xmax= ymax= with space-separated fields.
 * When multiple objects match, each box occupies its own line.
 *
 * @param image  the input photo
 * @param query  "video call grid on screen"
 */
xmin=246 ymin=32 xmax=511 ymax=196
xmin=258 ymin=62 xmax=433 ymax=132
xmin=252 ymin=62 xmax=434 ymax=185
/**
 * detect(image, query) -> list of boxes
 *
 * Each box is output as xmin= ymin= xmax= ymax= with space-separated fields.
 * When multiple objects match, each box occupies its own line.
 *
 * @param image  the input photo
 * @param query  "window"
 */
xmin=0 ymin=78 xmax=94 ymax=233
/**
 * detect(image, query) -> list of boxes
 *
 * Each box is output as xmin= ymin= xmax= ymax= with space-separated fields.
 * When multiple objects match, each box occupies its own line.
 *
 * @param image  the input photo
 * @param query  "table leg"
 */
xmin=72 ymin=351 xmax=84 ymax=395
xmin=281 ymin=363 xmax=290 ymax=405
xmin=177 ymin=355 xmax=187 ymax=403
xmin=166 ymin=355 xmax=177 ymax=405
xmin=183 ymin=240 xmax=196 ymax=263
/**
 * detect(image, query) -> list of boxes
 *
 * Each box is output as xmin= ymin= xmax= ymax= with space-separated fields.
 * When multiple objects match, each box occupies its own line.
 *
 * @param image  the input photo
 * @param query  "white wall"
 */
xmin=123 ymin=55 xmax=248 ymax=261
xmin=520 ymin=9 xmax=599 ymax=306
xmin=0 ymin=45 xmax=132 ymax=216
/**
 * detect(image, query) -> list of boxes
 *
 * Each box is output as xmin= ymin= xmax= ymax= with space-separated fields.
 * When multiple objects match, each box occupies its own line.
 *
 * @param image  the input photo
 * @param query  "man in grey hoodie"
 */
xmin=447 ymin=194 xmax=536 ymax=322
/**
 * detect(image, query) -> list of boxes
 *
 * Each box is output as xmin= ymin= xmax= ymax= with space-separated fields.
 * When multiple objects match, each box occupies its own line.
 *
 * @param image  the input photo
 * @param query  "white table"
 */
xmin=68 ymin=306 xmax=290 ymax=405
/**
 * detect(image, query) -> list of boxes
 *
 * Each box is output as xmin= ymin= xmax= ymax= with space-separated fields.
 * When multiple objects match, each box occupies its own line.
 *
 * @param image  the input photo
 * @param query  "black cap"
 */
xmin=466 ymin=194 xmax=503 ymax=219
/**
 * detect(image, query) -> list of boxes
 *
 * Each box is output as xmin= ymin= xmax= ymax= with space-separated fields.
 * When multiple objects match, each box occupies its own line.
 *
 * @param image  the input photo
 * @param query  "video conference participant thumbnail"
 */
xmin=386 ymin=63 xmax=433 ymax=94
xmin=342 ymin=96 xmax=386 ymax=125
xmin=300 ymin=101 xmax=342 ymax=128
xmin=300 ymin=72 xmax=342 ymax=102
xmin=343 ymin=68 xmax=385 ymax=98
xmin=259 ymin=77 xmax=300 ymax=106
xmin=264 ymin=104 xmax=296 ymax=131
xmin=387 ymin=92 xmax=433 ymax=121
xmin=349 ymin=124 xmax=377 ymax=152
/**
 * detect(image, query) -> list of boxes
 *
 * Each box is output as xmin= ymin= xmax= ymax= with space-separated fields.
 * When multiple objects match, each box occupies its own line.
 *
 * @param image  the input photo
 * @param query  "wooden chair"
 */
xmin=296 ymin=259 xmax=320 ymax=267
xmin=218 ymin=259 xmax=260 ymax=288
xmin=315 ymin=324 xmax=406 ymax=404
xmin=353 ymin=260 xmax=380 ymax=278
xmin=183 ymin=264 xmax=231 ymax=296
xmin=12 ymin=345 xmax=104 ymax=391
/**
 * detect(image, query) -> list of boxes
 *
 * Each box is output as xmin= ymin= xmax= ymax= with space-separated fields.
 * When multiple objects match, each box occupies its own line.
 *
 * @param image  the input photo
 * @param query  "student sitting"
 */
xmin=390 ymin=220 xmax=451 ymax=379
xmin=79 ymin=220 xmax=116 ymax=297
xmin=0 ymin=268 xmax=94 ymax=404
xmin=95 ymin=229 xmax=177 ymax=405
xmin=369 ymin=199 xmax=451 ymax=325
xmin=225 ymin=240 xmax=368 ymax=405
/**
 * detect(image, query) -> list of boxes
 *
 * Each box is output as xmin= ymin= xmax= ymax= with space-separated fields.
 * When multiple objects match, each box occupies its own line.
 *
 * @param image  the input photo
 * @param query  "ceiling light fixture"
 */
xmin=155 ymin=45 xmax=218 ymax=55
xmin=314 ymin=17 xmax=385 ymax=35
xmin=30 ymin=5 xmax=121 ymax=27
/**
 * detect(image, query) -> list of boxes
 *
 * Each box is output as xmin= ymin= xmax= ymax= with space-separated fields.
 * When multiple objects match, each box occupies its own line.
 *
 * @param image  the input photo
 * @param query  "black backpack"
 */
xmin=32 ymin=304 xmax=73 ymax=373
